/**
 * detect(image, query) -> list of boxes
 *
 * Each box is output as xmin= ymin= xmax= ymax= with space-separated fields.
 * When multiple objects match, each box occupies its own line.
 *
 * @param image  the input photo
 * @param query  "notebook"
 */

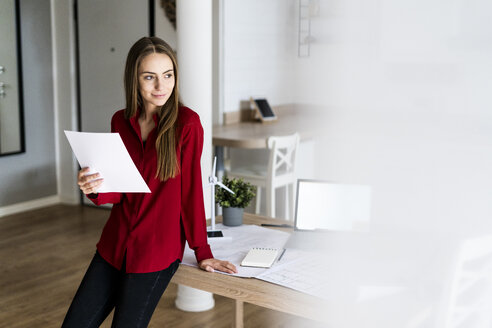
xmin=241 ymin=248 xmax=280 ymax=268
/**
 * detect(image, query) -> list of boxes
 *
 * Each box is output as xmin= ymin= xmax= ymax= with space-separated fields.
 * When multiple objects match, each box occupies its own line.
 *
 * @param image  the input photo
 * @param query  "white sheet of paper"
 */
xmin=65 ymin=130 xmax=151 ymax=193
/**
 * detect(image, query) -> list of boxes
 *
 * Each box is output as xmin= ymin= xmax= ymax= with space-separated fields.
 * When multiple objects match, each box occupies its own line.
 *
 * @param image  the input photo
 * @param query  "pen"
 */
xmin=278 ymin=248 xmax=286 ymax=261
xmin=260 ymin=223 xmax=293 ymax=228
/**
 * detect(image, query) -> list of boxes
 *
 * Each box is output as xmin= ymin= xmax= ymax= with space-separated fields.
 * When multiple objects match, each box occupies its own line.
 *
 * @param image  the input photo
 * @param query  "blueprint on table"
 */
xmin=181 ymin=224 xmax=290 ymax=277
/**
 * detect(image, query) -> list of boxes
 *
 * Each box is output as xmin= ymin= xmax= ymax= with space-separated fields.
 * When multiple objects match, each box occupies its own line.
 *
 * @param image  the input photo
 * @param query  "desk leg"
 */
xmin=234 ymin=299 xmax=244 ymax=328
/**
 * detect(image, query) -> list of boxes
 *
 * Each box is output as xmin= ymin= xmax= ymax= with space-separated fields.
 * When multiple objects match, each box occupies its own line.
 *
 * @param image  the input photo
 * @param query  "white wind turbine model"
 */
xmin=207 ymin=156 xmax=234 ymax=238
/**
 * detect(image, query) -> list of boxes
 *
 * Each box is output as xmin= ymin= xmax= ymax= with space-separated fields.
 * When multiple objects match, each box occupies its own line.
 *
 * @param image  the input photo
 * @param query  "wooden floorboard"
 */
xmin=0 ymin=205 xmax=327 ymax=328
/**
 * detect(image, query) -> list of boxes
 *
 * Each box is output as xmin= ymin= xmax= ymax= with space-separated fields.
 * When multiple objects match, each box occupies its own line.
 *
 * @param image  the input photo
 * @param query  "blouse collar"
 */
xmin=129 ymin=107 xmax=160 ymax=140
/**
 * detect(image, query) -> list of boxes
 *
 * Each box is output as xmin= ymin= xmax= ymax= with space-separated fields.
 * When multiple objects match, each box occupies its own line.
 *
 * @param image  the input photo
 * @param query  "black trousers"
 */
xmin=62 ymin=251 xmax=179 ymax=328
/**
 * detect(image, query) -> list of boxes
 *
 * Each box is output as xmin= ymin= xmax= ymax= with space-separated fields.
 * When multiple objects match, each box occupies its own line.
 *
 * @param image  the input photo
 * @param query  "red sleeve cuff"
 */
xmin=85 ymin=192 xmax=122 ymax=205
xmin=86 ymin=193 xmax=101 ymax=206
xmin=194 ymin=244 xmax=214 ymax=263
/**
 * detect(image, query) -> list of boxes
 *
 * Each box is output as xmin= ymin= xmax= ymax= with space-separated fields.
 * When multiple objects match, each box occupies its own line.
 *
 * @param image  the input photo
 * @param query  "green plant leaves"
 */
xmin=215 ymin=175 xmax=257 ymax=209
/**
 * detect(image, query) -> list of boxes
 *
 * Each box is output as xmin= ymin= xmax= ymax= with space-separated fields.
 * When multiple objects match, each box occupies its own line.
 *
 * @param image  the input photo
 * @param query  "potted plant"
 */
xmin=215 ymin=176 xmax=256 ymax=226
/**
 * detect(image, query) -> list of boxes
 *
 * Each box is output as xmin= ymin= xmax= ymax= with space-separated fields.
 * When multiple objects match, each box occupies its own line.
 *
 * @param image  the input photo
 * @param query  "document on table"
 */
xmin=65 ymin=131 xmax=150 ymax=193
xmin=256 ymin=248 xmax=331 ymax=300
xmin=181 ymin=224 xmax=290 ymax=277
xmin=257 ymin=249 xmax=407 ymax=303
xmin=182 ymin=225 xmax=336 ymax=300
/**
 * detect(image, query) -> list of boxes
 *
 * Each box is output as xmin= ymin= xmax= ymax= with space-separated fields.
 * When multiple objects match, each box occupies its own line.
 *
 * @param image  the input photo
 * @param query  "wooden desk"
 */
xmin=171 ymin=213 xmax=329 ymax=327
xmin=212 ymin=104 xmax=324 ymax=176
xmin=212 ymin=104 xmax=323 ymax=149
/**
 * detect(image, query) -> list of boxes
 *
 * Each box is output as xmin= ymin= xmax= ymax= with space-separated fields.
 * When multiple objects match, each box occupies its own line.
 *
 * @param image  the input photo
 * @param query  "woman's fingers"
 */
xmin=199 ymin=261 xmax=215 ymax=272
xmin=80 ymin=180 xmax=101 ymax=193
xmin=77 ymin=167 xmax=90 ymax=178
xmin=213 ymin=261 xmax=237 ymax=274
xmin=221 ymin=262 xmax=238 ymax=274
xmin=78 ymin=173 xmax=101 ymax=186
xmin=77 ymin=167 xmax=92 ymax=183
xmin=78 ymin=173 xmax=99 ymax=185
xmin=199 ymin=259 xmax=238 ymax=274
xmin=217 ymin=261 xmax=237 ymax=273
xmin=77 ymin=167 xmax=102 ymax=192
xmin=82 ymin=178 xmax=104 ymax=194
xmin=76 ymin=167 xmax=103 ymax=193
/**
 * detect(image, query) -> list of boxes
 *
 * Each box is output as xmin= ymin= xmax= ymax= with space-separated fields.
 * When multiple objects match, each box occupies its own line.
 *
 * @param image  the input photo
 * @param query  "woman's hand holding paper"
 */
xmin=77 ymin=167 xmax=104 ymax=194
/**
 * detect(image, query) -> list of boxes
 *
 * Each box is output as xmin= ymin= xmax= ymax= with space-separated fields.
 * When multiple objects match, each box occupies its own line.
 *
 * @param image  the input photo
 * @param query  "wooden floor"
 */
xmin=0 ymin=205 xmax=327 ymax=328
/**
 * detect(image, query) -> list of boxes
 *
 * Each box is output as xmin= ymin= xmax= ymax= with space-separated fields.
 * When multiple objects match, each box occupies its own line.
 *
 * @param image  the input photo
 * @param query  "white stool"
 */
xmin=175 ymin=285 xmax=215 ymax=312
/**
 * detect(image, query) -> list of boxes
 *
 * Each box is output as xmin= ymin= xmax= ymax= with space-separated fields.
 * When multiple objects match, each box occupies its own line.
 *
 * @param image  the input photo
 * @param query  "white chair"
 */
xmin=435 ymin=235 xmax=492 ymax=328
xmin=226 ymin=133 xmax=300 ymax=220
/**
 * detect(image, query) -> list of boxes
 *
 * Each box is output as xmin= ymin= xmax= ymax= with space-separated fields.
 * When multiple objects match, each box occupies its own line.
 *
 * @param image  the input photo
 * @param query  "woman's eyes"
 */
xmin=142 ymin=73 xmax=173 ymax=81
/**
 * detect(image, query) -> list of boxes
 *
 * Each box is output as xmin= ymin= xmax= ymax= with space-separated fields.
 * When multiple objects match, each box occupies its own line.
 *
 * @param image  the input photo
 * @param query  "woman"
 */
xmin=62 ymin=36 xmax=237 ymax=328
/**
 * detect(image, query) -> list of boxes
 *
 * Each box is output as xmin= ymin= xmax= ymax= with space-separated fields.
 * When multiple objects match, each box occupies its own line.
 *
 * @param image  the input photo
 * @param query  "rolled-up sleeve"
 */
xmin=180 ymin=119 xmax=214 ymax=263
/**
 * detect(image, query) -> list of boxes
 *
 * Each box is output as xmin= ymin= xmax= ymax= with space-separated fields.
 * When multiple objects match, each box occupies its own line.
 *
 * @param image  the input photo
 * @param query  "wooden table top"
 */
xmin=171 ymin=212 xmax=330 ymax=323
xmin=212 ymin=105 xmax=324 ymax=149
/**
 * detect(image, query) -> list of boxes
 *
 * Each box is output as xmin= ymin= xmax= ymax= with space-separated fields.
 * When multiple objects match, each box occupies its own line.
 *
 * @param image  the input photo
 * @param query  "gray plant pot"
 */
xmin=222 ymin=207 xmax=244 ymax=227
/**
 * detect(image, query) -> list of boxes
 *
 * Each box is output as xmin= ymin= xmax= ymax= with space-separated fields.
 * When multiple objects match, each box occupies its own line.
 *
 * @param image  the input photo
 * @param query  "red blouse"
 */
xmin=88 ymin=106 xmax=213 ymax=273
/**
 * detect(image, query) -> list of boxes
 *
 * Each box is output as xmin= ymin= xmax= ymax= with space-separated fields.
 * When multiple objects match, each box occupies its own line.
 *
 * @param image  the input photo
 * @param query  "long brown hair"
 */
xmin=124 ymin=36 xmax=181 ymax=181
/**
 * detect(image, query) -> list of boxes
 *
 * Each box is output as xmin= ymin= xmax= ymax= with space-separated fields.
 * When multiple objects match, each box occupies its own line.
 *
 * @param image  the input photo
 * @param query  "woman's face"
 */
xmin=138 ymin=53 xmax=175 ymax=112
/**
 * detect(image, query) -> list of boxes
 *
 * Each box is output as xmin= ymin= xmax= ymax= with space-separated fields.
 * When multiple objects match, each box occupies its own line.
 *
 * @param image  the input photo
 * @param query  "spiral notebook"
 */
xmin=240 ymin=248 xmax=280 ymax=268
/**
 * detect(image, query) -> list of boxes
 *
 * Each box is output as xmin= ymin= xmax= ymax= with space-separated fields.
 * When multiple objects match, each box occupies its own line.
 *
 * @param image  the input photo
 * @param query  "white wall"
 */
xmin=45 ymin=0 xmax=492 ymax=235
xmin=0 ymin=0 xmax=58 ymax=208
xmin=296 ymin=0 xmax=492 ymax=235
xmin=222 ymin=0 xmax=297 ymax=112
xmin=155 ymin=1 xmax=177 ymax=49
xmin=51 ymin=0 xmax=85 ymax=205
xmin=299 ymin=2 xmax=492 ymax=324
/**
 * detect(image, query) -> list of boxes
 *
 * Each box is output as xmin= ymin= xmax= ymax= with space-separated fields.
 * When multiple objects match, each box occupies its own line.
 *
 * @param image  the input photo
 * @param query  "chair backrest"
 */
xmin=266 ymin=133 xmax=300 ymax=185
xmin=437 ymin=235 xmax=492 ymax=328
